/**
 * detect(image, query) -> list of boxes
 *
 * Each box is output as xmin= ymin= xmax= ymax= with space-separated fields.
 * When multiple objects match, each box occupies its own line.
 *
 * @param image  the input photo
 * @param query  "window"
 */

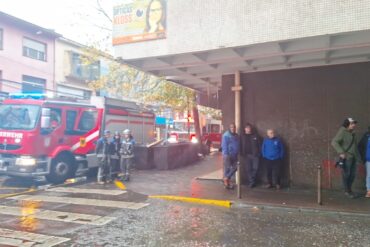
xmin=70 ymin=52 xmax=100 ymax=80
xmin=0 ymin=104 xmax=40 ymax=130
xmin=23 ymin=37 xmax=46 ymax=61
xmin=22 ymin=75 xmax=46 ymax=93
xmin=66 ymin=110 xmax=77 ymax=131
xmin=50 ymin=108 xmax=62 ymax=129
xmin=210 ymin=124 xmax=220 ymax=133
xmin=0 ymin=29 xmax=3 ymax=50
xmin=78 ymin=110 xmax=97 ymax=132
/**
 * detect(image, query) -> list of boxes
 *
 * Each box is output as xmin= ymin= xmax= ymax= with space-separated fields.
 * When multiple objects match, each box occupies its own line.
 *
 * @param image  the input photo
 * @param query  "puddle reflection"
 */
xmin=18 ymin=200 xmax=41 ymax=232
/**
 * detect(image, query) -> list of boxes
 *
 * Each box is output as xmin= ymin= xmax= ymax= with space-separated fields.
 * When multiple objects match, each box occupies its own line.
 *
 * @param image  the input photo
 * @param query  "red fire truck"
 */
xmin=169 ymin=117 xmax=222 ymax=148
xmin=201 ymin=119 xmax=222 ymax=149
xmin=0 ymin=94 xmax=155 ymax=183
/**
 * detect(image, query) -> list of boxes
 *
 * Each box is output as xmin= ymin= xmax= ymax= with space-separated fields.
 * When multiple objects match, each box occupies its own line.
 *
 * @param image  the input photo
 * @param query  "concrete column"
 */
xmin=232 ymin=71 xmax=242 ymax=198
xmin=233 ymin=71 xmax=241 ymax=131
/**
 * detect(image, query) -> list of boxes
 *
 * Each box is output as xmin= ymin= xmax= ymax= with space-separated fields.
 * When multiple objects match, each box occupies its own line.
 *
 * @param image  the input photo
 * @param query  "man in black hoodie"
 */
xmin=240 ymin=123 xmax=261 ymax=188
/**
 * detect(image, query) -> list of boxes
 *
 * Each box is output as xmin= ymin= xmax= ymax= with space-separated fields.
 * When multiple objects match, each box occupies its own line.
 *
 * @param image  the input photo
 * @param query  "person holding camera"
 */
xmin=331 ymin=118 xmax=361 ymax=199
xmin=358 ymin=126 xmax=370 ymax=198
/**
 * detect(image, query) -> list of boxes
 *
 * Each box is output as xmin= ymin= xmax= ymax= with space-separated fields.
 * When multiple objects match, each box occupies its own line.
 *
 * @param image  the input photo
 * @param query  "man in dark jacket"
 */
xmin=96 ymin=130 xmax=112 ymax=184
xmin=358 ymin=126 xmax=370 ymax=198
xmin=240 ymin=123 xmax=260 ymax=188
xmin=262 ymin=129 xmax=284 ymax=190
xmin=221 ymin=123 xmax=240 ymax=189
xmin=110 ymin=131 xmax=121 ymax=179
xmin=331 ymin=118 xmax=361 ymax=198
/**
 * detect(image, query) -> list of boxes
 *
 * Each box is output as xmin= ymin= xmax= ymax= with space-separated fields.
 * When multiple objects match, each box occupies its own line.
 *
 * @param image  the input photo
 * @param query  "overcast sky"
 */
xmin=0 ymin=0 xmax=113 ymax=52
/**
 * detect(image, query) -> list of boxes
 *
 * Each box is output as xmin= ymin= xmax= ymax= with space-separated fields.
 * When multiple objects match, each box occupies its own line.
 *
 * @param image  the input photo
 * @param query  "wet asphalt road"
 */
xmin=0 ymin=175 xmax=369 ymax=247
xmin=60 ymin=199 xmax=370 ymax=247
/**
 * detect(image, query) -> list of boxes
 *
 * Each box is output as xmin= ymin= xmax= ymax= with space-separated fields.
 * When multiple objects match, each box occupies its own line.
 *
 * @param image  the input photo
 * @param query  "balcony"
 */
xmin=66 ymin=52 xmax=100 ymax=82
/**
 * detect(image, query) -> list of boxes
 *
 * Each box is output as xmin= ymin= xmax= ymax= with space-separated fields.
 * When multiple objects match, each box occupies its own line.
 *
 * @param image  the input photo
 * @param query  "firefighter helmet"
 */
xmin=123 ymin=129 xmax=131 ymax=135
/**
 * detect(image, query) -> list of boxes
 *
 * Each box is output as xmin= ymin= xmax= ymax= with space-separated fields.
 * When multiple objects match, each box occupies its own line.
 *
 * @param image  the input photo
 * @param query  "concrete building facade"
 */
xmin=115 ymin=0 xmax=370 ymax=190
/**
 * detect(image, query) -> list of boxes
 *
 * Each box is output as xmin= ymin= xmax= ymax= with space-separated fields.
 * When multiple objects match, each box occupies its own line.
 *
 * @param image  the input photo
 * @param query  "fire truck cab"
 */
xmin=0 ymin=94 xmax=155 ymax=183
xmin=201 ymin=119 xmax=222 ymax=149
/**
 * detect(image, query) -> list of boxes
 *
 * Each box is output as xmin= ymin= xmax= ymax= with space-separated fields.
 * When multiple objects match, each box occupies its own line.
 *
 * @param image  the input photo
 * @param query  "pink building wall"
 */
xmin=0 ymin=20 xmax=56 ymax=93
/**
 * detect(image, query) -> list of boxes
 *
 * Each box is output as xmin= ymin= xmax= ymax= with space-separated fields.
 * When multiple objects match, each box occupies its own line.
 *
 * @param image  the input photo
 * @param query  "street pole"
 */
xmin=232 ymin=71 xmax=242 ymax=199
xmin=317 ymin=165 xmax=322 ymax=205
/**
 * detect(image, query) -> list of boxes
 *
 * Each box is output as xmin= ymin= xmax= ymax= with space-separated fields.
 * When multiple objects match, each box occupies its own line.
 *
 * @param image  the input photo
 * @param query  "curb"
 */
xmin=149 ymin=195 xmax=232 ymax=208
xmin=232 ymin=201 xmax=370 ymax=217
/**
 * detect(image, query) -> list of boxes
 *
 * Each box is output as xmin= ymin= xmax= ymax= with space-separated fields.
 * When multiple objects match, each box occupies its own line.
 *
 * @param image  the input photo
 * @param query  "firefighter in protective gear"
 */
xmin=110 ymin=131 xmax=121 ymax=179
xmin=96 ymin=130 xmax=112 ymax=184
xmin=120 ymin=129 xmax=135 ymax=181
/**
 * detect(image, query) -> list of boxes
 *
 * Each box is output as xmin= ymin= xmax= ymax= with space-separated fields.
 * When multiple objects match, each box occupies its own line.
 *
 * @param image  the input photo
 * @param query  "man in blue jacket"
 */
xmin=262 ymin=129 xmax=284 ymax=190
xmin=221 ymin=123 xmax=240 ymax=189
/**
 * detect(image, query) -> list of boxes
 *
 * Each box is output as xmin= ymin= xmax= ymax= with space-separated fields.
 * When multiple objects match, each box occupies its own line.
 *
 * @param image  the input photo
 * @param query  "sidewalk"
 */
xmin=127 ymin=152 xmax=370 ymax=215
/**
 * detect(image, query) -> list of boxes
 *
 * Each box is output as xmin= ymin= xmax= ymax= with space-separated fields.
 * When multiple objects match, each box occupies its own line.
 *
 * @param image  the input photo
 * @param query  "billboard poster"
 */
xmin=113 ymin=0 xmax=167 ymax=45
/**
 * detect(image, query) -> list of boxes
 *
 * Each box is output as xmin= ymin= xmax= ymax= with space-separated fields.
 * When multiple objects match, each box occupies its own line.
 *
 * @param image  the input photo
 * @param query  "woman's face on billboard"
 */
xmin=149 ymin=0 xmax=163 ymax=24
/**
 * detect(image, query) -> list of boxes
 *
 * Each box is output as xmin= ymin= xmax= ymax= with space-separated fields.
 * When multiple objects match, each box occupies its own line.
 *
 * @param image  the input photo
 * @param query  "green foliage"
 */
xmin=144 ymin=80 xmax=195 ymax=112
xmin=81 ymin=46 xmax=195 ymax=111
xmin=198 ymin=105 xmax=222 ymax=120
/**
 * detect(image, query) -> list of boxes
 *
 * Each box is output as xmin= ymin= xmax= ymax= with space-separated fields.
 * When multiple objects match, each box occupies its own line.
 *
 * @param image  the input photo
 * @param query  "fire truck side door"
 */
xmin=39 ymin=107 xmax=65 ymax=154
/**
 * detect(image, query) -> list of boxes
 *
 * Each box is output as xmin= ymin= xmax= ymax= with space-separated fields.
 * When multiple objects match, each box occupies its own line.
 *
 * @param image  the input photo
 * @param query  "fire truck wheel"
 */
xmin=46 ymin=155 xmax=74 ymax=184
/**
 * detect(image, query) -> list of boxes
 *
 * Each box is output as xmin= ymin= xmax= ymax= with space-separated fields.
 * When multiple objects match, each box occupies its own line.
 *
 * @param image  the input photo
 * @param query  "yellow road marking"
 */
xmin=114 ymin=179 xmax=126 ymax=190
xmin=149 ymin=195 xmax=232 ymax=208
xmin=0 ymin=188 xmax=36 ymax=199
xmin=0 ymin=187 xmax=27 ymax=190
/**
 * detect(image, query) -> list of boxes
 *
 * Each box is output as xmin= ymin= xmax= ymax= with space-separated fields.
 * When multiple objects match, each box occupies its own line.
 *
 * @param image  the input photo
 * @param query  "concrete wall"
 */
xmin=0 ymin=21 xmax=55 ymax=92
xmin=221 ymin=62 xmax=370 ymax=190
xmin=115 ymin=0 xmax=370 ymax=59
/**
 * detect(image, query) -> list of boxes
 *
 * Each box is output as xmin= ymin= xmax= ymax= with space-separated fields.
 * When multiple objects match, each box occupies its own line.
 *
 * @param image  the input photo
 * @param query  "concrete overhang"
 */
xmin=120 ymin=30 xmax=370 ymax=94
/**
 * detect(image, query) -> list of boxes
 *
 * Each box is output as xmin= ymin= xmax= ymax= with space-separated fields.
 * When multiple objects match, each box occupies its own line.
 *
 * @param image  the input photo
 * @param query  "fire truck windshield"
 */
xmin=0 ymin=104 xmax=40 ymax=130
xmin=173 ymin=121 xmax=195 ymax=132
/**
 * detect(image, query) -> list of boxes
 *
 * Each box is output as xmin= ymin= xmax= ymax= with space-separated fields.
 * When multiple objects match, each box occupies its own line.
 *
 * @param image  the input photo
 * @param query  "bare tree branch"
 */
xmin=96 ymin=0 xmax=113 ymax=23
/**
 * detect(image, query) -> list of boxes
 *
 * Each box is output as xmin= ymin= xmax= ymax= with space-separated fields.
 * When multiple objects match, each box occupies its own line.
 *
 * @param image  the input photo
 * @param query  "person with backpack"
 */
xmin=331 ymin=118 xmax=362 ymax=198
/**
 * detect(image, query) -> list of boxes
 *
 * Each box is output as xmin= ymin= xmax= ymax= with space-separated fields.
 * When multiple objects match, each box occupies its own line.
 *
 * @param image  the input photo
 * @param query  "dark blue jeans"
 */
xmin=341 ymin=157 xmax=357 ymax=192
xmin=265 ymin=158 xmax=281 ymax=186
xmin=245 ymin=154 xmax=259 ymax=186
xmin=223 ymin=155 xmax=238 ymax=180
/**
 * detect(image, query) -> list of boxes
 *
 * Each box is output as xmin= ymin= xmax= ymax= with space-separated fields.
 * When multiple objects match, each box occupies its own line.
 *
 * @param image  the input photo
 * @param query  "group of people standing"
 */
xmin=221 ymin=123 xmax=284 ymax=190
xmin=222 ymin=118 xmax=370 ymax=199
xmin=95 ymin=129 xmax=135 ymax=184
